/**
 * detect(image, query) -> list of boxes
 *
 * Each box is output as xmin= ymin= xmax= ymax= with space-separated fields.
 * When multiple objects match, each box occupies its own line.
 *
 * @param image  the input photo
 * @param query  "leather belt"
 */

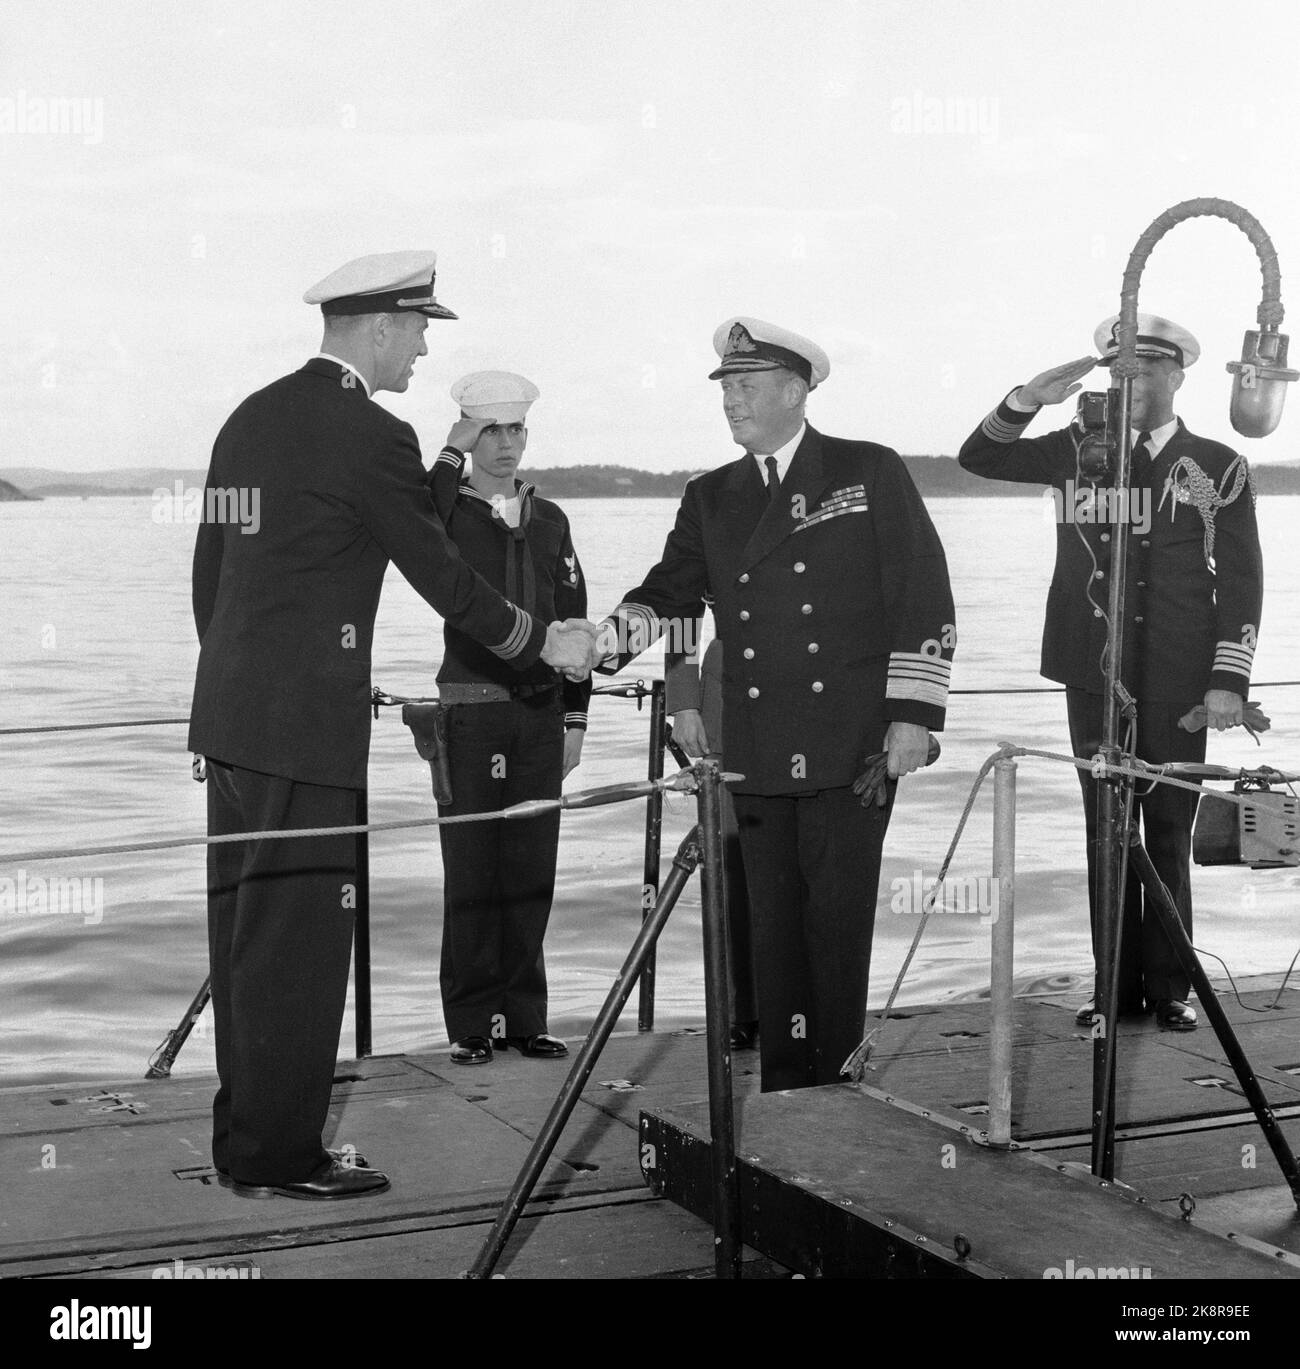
xmin=438 ymin=681 xmax=557 ymax=705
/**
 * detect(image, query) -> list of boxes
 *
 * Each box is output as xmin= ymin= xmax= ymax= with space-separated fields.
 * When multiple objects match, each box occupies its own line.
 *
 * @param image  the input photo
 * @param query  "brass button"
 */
xmin=801 ymin=604 xmax=812 ymax=615
xmin=1094 ymin=571 xmax=1105 ymax=580
xmin=1094 ymin=609 xmax=1103 ymax=618
xmin=738 ymin=573 xmax=750 ymax=584
xmin=1100 ymin=533 xmax=1110 ymax=543
xmin=739 ymin=610 xmax=750 ymax=621
xmin=748 ymin=686 xmax=760 ymax=699
xmin=808 ymin=643 xmax=819 ymax=653
xmin=1134 ymin=616 xmax=1144 ymax=624
xmin=743 ymin=647 xmax=755 ymax=660
xmin=811 ymin=681 xmax=824 ymax=693
xmin=793 ymin=561 xmax=806 ymax=574
xmin=1140 ymin=540 xmax=1151 ymax=548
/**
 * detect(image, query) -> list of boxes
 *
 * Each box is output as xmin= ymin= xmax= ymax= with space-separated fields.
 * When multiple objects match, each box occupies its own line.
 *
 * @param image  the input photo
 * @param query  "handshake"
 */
xmin=541 ymin=618 xmax=611 ymax=681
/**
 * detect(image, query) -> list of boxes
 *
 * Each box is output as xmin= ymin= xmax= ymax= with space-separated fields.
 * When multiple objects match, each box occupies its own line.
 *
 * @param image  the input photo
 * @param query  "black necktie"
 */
xmin=1129 ymin=431 xmax=1152 ymax=487
xmin=764 ymin=455 xmax=780 ymax=502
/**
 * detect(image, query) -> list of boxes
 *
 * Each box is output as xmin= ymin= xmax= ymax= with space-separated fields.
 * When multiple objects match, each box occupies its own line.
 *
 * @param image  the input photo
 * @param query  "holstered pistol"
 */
xmin=402 ymin=702 xmax=454 ymax=806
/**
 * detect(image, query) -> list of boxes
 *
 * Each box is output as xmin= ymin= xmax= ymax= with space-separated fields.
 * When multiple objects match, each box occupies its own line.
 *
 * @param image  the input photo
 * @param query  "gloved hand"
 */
xmin=1177 ymin=700 xmax=1270 ymax=735
xmin=853 ymin=734 xmax=941 ymax=808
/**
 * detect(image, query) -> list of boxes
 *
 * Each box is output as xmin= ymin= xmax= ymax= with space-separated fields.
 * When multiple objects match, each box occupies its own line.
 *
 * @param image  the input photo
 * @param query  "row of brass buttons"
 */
xmin=738 ymin=562 xmax=806 ymax=586
xmin=748 ymin=681 xmax=825 ymax=698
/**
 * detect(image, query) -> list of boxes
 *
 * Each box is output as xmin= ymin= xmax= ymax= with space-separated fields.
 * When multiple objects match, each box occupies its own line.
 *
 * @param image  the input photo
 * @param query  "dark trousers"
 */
xmin=206 ymin=760 xmax=357 ymax=1184
xmin=1066 ymin=689 xmax=1206 ymax=1006
xmin=437 ymin=696 xmax=564 ymax=1042
xmin=732 ymin=784 xmax=895 ymax=1092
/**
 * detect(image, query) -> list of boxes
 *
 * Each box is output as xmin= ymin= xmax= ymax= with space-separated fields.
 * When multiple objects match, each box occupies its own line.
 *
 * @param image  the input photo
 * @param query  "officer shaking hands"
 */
xmin=589 ymin=316 xmax=956 ymax=1092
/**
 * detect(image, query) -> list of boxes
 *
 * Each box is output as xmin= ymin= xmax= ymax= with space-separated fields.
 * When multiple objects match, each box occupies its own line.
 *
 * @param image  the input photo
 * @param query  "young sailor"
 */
xmin=428 ymin=371 xmax=591 ymax=1064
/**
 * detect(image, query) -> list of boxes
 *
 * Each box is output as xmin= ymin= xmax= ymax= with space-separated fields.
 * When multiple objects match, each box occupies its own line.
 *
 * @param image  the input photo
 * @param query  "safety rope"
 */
xmin=5 ymin=683 xmax=1300 ymax=738
xmin=840 ymin=741 xmax=1300 ymax=1082
xmin=841 ymin=746 xmax=1005 ymax=1081
xmin=0 ymin=717 xmax=192 ymax=736
xmin=0 ymin=776 xmax=700 ymax=867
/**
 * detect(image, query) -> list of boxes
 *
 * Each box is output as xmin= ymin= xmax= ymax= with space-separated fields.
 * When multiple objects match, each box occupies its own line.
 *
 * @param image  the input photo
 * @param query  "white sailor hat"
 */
xmin=1093 ymin=311 xmax=1199 ymax=368
xmin=708 ymin=316 xmax=830 ymax=389
xmin=450 ymin=370 xmax=540 ymax=424
xmin=304 ymin=250 xmax=457 ymax=320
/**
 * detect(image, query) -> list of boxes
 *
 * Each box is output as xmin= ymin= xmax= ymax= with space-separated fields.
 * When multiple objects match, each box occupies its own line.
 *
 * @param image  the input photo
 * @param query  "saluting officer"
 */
xmin=958 ymin=312 xmax=1264 ymax=1032
xmin=591 ymin=317 xmax=956 ymax=1091
xmin=428 ymin=372 xmax=591 ymax=1065
xmin=190 ymin=257 xmax=592 ymax=1201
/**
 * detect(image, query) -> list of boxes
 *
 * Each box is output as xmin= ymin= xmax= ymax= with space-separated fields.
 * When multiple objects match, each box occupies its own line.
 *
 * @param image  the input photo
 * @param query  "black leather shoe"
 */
xmin=216 ymin=1147 xmax=370 ymax=1188
xmin=506 ymin=1033 xmax=569 ymax=1058
xmin=730 ymin=1020 xmax=759 ymax=1050
xmin=1154 ymin=999 xmax=1198 ymax=1031
xmin=1074 ymin=999 xmax=1145 ymax=1025
xmin=450 ymin=1036 xmax=493 ymax=1064
xmin=229 ymin=1157 xmax=390 ymax=1200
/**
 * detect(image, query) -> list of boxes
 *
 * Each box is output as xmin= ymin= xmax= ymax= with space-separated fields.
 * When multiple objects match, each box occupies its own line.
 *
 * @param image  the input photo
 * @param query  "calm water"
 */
xmin=3 ymin=493 xmax=1299 ymax=1087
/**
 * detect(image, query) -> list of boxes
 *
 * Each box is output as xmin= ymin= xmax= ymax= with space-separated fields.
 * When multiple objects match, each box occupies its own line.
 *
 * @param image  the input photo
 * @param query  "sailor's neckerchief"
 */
xmin=1157 ymin=447 xmax=1255 ymax=567
xmin=458 ymin=475 xmax=539 ymax=619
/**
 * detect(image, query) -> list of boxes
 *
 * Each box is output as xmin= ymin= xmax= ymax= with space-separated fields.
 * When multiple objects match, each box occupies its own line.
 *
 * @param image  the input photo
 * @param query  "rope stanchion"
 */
xmin=841 ymin=744 xmax=1010 ymax=1082
xmin=842 ymin=743 xmax=1300 ymax=1084
xmin=466 ymin=821 xmax=707 ymax=1279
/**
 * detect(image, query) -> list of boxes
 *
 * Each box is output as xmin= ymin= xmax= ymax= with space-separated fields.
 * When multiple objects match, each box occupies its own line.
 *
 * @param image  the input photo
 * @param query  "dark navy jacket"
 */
xmin=189 ymin=358 xmax=545 ymax=789
xmin=958 ymin=393 xmax=1263 ymax=701
xmin=601 ymin=424 xmax=956 ymax=795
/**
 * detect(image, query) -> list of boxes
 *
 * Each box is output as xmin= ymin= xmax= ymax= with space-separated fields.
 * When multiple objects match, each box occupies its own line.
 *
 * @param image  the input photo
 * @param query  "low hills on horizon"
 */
xmin=4 ymin=457 xmax=1300 ymax=501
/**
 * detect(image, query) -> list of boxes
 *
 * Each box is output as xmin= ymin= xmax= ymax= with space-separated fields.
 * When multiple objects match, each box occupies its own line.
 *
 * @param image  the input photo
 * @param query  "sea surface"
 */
xmin=2 ymin=493 xmax=1299 ymax=1087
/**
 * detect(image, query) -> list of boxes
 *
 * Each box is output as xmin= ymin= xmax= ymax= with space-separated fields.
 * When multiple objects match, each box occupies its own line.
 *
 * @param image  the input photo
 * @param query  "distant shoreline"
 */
xmin=5 ymin=455 xmax=1300 ymax=500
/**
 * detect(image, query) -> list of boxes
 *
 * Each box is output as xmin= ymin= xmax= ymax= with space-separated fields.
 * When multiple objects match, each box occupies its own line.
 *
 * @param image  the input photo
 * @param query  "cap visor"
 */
xmin=707 ymin=359 xmax=784 ymax=380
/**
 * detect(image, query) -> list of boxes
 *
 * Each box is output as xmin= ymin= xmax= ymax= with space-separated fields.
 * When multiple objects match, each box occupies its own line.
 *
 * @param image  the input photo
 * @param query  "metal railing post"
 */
xmin=988 ymin=756 xmax=1017 ymax=1147
xmin=638 ymin=679 xmax=667 ymax=1031
xmin=466 ymin=825 xmax=704 ymax=1278
xmin=354 ymin=787 xmax=372 ymax=1059
xmin=697 ymin=758 xmax=741 ymax=1278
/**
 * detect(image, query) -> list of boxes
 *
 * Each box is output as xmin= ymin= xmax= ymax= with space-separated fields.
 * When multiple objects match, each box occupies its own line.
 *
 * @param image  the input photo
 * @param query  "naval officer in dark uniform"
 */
xmin=591 ymin=317 xmax=956 ymax=1091
xmin=426 ymin=371 xmax=591 ymax=1065
xmin=189 ymin=253 xmax=596 ymax=1199
xmin=958 ymin=312 xmax=1264 ymax=1032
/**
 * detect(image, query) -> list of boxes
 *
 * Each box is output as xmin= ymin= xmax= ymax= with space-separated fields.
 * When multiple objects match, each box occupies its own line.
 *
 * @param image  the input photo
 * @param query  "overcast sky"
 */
xmin=4 ymin=0 xmax=1300 ymax=473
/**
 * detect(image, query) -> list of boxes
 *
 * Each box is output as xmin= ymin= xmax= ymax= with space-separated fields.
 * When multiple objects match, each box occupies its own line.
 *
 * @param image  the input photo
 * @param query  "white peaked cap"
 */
xmin=304 ymin=250 xmax=457 ymax=319
xmin=709 ymin=316 xmax=830 ymax=389
xmin=450 ymin=370 xmax=540 ymax=423
xmin=1093 ymin=311 xmax=1199 ymax=368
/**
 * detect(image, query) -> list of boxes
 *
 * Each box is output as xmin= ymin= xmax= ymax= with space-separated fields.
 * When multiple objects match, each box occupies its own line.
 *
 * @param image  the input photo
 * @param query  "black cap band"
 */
xmin=323 ymin=286 xmax=430 ymax=316
xmin=1102 ymin=334 xmax=1185 ymax=368
xmin=709 ymin=341 xmax=812 ymax=384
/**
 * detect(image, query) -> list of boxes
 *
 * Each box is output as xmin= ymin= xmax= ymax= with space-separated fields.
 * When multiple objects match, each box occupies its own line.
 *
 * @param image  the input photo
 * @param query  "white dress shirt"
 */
xmin=751 ymin=421 xmax=807 ymax=489
xmin=1134 ymin=415 xmax=1178 ymax=458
